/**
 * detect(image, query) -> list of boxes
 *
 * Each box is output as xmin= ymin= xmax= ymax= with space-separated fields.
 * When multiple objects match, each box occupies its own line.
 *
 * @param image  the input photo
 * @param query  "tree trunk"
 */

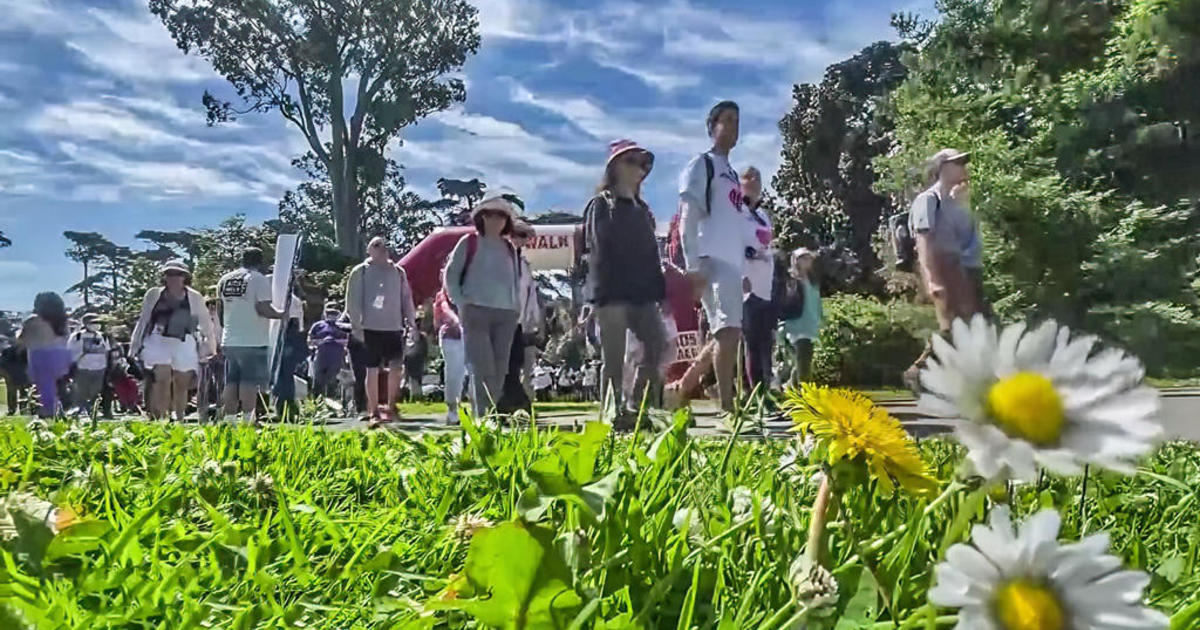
xmin=82 ymin=259 xmax=90 ymax=309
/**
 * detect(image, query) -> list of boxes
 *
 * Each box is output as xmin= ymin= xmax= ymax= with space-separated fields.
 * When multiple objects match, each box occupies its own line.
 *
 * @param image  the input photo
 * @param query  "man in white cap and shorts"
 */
xmin=903 ymin=148 xmax=986 ymax=389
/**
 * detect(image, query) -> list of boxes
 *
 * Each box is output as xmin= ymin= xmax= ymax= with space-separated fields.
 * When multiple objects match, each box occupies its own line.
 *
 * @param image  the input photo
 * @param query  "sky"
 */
xmin=0 ymin=0 xmax=933 ymax=311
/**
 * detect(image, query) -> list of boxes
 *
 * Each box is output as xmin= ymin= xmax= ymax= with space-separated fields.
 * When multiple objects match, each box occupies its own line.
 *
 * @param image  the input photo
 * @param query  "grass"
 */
xmin=2 ymin=411 xmax=1198 ymax=629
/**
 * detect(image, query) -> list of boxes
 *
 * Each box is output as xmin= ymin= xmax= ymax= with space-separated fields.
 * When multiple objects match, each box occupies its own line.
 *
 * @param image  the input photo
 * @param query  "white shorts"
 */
xmin=699 ymin=257 xmax=743 ymax=332
xmin=142 ymin=331 xmax=200 ymax=373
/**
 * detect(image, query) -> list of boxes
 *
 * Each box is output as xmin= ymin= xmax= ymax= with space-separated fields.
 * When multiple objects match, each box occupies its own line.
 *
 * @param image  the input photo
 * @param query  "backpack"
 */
xmin=702 ymin=154 xmax=715 ymax=215
xmin=458 ymin=233 xmax=517 ymax=286
xmin=890 ymin=193 xmax=940 ymax=272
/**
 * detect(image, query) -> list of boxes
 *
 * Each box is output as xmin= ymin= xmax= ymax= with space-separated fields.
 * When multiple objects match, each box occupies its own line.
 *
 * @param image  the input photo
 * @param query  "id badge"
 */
xmin=373 ymin=294 xmax=386 ymax=310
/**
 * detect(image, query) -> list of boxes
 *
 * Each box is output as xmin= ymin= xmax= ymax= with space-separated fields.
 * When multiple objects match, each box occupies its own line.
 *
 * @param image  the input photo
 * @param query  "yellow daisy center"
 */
xmin=986 ymin=372 xmax=1065 ymax=446
xmin=993 ymin=579 xmax=1066 ymax=630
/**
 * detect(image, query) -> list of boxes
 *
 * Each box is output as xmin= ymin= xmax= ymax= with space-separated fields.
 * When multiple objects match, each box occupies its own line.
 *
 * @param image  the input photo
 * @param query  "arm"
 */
xmin=443 ymin=237 xmax=469 ymax=307
xmin=398 ymin=267 xmax=417 ymax=332
xmin=345 ymin=266 xmax=364 ymax=333
xmin=678 ymin=157 xmax=705 ymax=273
xmin=192 ymin=289 xmax=217 ymax=359
xmin=128 ymin=289 xmax=157 ymax=356
xmin=255 ymin=301 xmax=285 ymax=320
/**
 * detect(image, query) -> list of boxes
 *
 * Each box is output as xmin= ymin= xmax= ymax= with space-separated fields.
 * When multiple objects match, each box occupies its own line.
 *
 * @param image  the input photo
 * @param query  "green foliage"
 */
xmin=811 ymin=295 xmax=936 ymax=387
xmin=872 ymin=0 xmax=1200 ymax=376
xmin=774 ymin=42 xmax=909 ymax=293
xmin=149 ymin=0 xmax=481 ymax=255
xmin=0 ymin=416 xmax=1196 ymax=627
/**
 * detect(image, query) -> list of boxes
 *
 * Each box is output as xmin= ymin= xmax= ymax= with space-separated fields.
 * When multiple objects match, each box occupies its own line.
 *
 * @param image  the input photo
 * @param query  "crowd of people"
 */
xmin=0 ymin=99 xmax=981 ymax=430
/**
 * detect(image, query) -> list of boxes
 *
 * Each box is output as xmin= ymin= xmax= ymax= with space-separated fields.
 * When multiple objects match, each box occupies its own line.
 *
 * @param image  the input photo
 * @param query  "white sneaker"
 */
xmin=445 ymin=409 xmax=460 ymax=426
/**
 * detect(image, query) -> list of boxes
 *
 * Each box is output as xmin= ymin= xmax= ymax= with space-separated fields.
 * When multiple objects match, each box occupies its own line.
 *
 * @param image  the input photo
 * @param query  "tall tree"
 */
xmin=436 ymin=177 xmax=486 ymax=225
xmin=135 ymin=230 xmax=201 ymax=267
xmin=774 ymin=41 xmax=908 ymax=292
xmin=150 ymin=0 xmax=481 ymax=256
xmin=63 ymin=231 xmax=114 ymax=309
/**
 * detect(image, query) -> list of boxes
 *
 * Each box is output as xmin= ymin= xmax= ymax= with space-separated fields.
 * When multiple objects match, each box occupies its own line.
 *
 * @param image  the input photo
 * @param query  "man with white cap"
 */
xmin=903 ymin=148 xmax=985 ymax=388
xmin=68 ymin=312 xmax=110 ymax=415
xmin=443 ymin=190 xmax=523 ymax=417
xmin=346 ymin=236 xmax=416 ymax=426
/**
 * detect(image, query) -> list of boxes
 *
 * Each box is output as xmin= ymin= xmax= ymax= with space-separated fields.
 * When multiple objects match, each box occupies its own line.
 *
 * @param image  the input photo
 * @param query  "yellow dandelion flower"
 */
xmin=784 ymin=384 xmax=937 ymax=497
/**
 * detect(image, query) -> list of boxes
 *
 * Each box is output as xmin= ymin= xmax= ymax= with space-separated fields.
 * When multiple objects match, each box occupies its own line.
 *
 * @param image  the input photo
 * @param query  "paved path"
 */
xmin=311 ymin=389 xmax=1200 ymax=441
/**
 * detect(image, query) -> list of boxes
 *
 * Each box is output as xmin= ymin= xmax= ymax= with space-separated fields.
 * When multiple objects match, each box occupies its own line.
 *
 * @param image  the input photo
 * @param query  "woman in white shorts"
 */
xmin=130 ymin=261 xmax=217 ymax=421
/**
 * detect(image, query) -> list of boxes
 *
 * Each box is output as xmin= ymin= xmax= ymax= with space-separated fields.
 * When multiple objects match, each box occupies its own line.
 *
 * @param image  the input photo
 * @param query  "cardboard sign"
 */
xmin=673 ymin=330 xmax=701 ymax=363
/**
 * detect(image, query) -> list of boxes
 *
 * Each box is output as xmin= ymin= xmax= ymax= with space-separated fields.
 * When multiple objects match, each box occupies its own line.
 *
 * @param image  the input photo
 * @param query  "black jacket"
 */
xmin=583 ymin=193 xmax=666 ymax=306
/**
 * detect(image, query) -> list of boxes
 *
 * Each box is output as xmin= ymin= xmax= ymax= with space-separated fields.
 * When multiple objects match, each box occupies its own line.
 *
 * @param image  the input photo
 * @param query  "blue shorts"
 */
xmin=224 ymin=346 xmax=269 ymax=387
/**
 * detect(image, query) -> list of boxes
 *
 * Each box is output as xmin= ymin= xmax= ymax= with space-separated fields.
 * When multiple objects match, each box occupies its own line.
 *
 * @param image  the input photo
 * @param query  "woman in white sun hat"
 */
xmin=130 ymin=260 xmax=217 ymax=421
xmin=442 ymin=189 xmax=523 ymax=418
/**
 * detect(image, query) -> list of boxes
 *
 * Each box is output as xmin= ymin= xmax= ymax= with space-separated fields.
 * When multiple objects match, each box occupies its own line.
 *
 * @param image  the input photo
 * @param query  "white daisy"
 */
xmin=930 ymin=506 xmax=1167 ymax=630
xmin=918 ymin=316 xmax=1161 ymax=480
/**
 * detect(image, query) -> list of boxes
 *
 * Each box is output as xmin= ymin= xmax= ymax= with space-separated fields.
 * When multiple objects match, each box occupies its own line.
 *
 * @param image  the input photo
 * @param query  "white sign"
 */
xmin=521 ymin=225 xmax=577 ymax=271
xmin=673 ymin=330 xmax=701 ymax=363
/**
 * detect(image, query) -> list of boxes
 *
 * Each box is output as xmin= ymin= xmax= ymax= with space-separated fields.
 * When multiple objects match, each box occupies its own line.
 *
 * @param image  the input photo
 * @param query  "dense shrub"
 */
xmin=811 ymin=294 xmax=936 ymax=387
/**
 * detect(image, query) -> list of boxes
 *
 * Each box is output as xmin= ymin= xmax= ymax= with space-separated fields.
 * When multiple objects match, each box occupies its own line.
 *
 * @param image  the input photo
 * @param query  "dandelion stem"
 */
xmin=806 ymin=473 xmax=833 ymax=565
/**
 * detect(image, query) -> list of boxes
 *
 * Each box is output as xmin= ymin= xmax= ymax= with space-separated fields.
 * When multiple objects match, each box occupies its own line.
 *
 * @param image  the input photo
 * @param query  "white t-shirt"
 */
xmin=69 ymin=329 xmax=109 ymax=371
xmin=218 ymin=267 xmax=273 ymax=348
xmin=743 ymin=206 xmax=775 ymax=300
xmin=679 ymin=151 xmax=747 ymax=268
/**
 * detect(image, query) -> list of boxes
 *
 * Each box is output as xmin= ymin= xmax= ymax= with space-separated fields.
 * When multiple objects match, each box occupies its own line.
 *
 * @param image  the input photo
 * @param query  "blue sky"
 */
xmin=0 ymin=0 xmax=932 ymax=310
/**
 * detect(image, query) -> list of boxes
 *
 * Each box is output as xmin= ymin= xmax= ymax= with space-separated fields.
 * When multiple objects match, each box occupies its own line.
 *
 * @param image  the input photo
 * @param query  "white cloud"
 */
xmin=57 ymin=142 xmax=263 ymax=199
xmin=65 ymin=7 xmax=216 ymax=83
xmin=0 ymin=261 xmax=39 ymax=280
xmin=29 ymin=100 xmax=203 ymax=148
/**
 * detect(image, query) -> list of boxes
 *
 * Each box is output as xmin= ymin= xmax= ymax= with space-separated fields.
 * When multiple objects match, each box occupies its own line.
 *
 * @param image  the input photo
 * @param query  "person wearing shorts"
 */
xmin=130 ymin=261 xmax=217 ymax=421
xmin=679 ymin=100 xmax=750 ymax=413
xmin=346 ymin=236 xmax=416 ymax=425
xmin=217 ymin=248 xmax=283 ymax=423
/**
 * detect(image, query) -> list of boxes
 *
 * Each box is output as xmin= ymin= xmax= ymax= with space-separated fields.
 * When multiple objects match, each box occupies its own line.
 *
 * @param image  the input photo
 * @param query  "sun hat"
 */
xmin=471 ymin=188 xmax=523 ymax=221
xmin=81 ymin=312 xmax=101 ymax=324
xmin=926 ymin=148 xmax=971 ymax=180
xmin=792 ymin=247 xmax=815 ymax=260
xmin=160 ymin=260 xmax=191 ymax=277
xmin=606 ymin=139 xmax=654 ymax=168
xmin=323 ymin=302 xmax=341 ymax=313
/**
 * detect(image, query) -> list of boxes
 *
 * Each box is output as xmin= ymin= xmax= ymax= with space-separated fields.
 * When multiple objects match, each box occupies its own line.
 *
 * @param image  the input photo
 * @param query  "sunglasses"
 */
xmin=621 ymin=154 xmax=654 ymax=170
xmin=164 ymin=270 xmax=188 ymax=277
xmin=481 ymin=210 xmax=508 ymax=220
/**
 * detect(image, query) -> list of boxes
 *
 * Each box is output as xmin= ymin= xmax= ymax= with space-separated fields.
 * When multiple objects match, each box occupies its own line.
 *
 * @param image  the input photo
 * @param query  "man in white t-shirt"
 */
xmin=217 ymin=247 xmax=283 ymax=422
xmin=68 ymin=313 xmax=110 ymax=415
xmin=679 ymin=100 xmax=747 ymax=413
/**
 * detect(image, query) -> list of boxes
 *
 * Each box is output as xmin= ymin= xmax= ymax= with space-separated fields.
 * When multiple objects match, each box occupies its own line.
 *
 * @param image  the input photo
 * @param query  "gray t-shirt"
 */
xmin=346 ymin=260 xmax=416 ymax=332
xmin=443 ymin=234 xmax=519 ymax=311
xmin=909 ymin=187 xmax=982 ymax=269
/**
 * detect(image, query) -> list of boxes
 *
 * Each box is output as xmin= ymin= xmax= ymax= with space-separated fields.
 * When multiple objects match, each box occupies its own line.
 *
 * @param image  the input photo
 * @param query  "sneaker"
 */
xmin=611 ymin=410 xmax=638 ymax=433
xmin=902 ymin=365 xmax=922 ymax=395
xmin=444 ymin=409 xmax=460 ymax=427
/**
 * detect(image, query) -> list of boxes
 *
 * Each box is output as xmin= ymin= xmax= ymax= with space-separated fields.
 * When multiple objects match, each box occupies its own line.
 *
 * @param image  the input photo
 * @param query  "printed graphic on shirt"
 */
xmin=719 ymin=169 xmax=744 ymax=211
xmin=220 ymin=275 xmax=249 ymax=299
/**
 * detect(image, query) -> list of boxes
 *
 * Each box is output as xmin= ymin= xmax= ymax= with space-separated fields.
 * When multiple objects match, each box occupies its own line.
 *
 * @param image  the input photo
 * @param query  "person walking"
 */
xmin=216 ymin=248 xmax=283 ymax=424
xmin=0 ymin=341 xmax=29 ymax=415
xmin=129 ymin=261 xmax=217 ymax=421
xmin=584 ymin=139 xmax=667 ymax=426
xmin=67 ymin=313 xmax=110 ymax=415
xmin=346 ymin=236 xmax=417 ymax=427
xmin=902 ymin=149 xmax=985 ymax=389
xmin=679 ymin=101 xmax=749 ymax=414
xmin=308 ymin=303 xmax=348 ymax=399
xmin=498 ymin=221 xmax=541 ymax=414
xmin=434 ymin=287 xmax=467 ymax=425
xmin=443 ymin=191 xmax=522 ymax=418
xmin=739 ymin=166 xmax=777 ymax=393
xmin=779 ymin=248 xmax=823 ymax=385
xmin=18 ymin=292 xmax=72 ymax=418
xmin=403 ymin=324 xmax=429 ymax=401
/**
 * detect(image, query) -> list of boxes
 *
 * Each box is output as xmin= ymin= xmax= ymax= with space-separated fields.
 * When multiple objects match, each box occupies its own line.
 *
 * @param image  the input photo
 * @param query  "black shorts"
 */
xmin=362 ymin=329 xmax=405 ymax=369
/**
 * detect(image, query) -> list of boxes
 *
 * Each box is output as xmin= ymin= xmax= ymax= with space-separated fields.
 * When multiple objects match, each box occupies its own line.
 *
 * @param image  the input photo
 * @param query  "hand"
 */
xmin=578 ymin=305 xmax=593 ymax=325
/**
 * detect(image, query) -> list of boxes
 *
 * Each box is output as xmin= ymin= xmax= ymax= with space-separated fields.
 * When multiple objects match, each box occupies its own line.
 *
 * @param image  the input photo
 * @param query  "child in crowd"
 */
xmin=778 ymin=248 xmax=823 ymax=384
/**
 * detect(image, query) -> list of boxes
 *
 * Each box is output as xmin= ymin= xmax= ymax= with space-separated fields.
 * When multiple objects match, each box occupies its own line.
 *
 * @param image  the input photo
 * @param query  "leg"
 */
xmin=489 ymin=311 xmax=520 ymax=414
xmin=713 ymin=327 xmax=742 ymax=412
xmin=629 ymin=304 xmax=667 ymax=411
xmin=172 ymin=370 xmax=193 ymax=422
xmin=151 ymin=365 xmax=173 ymax=419
xmin=386 ymin=365 xmax=404 ymax=414
xmin=461 ymin=306 xmax=496 ymax=417
xmin=222 ymin=349 xmax=242 ymax=418
xmin=594 ymin=305 xmax=630 ymax=411
xmin=793 ymin=339 xmax=814 ymax=385
xmin=365 ymin=367 xmax=381 ymax=418
xmin=4 ymin=372 xmax=17 ymax=415
xmin=442 ymin=337 xmax=466 ymax=412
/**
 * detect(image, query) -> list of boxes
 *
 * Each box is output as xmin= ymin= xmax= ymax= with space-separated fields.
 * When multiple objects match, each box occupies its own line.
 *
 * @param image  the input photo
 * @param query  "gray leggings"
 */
xmin=596 ymin=303 xmax=667 ymax=411
xmin=461 ymin=304 xmax=519 ymax=417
